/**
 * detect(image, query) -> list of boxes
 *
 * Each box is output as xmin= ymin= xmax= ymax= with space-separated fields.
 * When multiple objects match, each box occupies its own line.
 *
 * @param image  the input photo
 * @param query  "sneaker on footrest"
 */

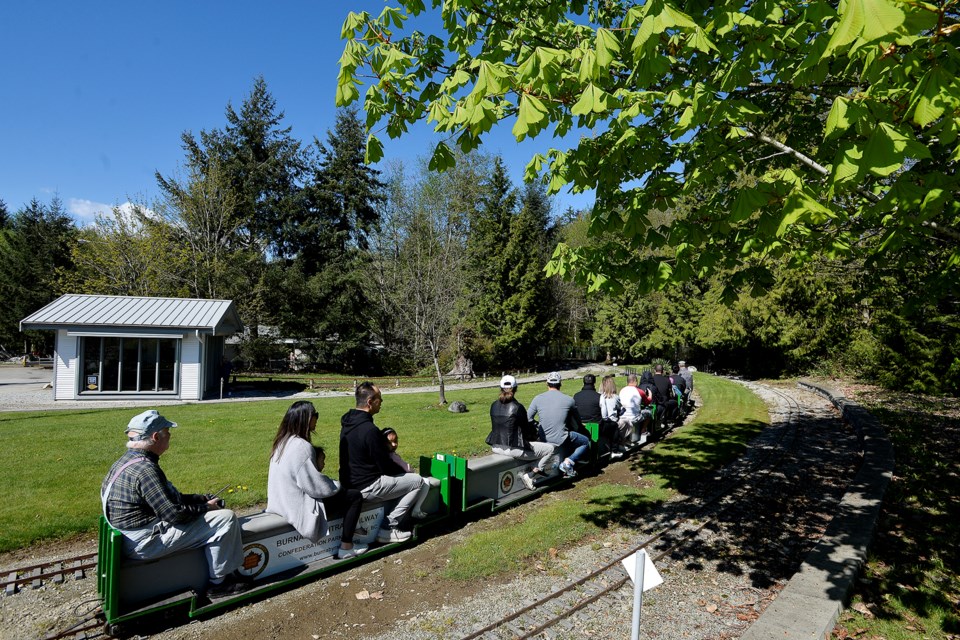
xmin=376 ymin=527 xmax=412 ymax=544
xmin=337 ymin=543 xmax=369 ymax=559
xmin=520 ymin=472 xmax=536 ymax=491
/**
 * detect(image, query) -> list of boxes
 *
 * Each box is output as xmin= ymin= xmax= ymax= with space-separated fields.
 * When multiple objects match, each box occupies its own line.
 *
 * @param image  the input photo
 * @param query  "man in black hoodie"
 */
xmin=340 ymin=382 xmax=426 ymax=544
xmin=573 ymin=374 xmax=602 ymax=424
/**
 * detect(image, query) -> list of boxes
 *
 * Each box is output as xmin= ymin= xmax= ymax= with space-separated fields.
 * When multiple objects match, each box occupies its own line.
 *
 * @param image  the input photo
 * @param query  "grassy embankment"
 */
xmin=0 ymin=374 xmax=766 ymax=558
xmin=831 ymin=388 xmax=960 ymax=640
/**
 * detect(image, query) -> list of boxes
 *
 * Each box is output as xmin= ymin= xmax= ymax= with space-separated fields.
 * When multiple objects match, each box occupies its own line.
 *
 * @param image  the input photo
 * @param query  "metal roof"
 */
xmin=20 ymin=295 xmax=243 ymax=336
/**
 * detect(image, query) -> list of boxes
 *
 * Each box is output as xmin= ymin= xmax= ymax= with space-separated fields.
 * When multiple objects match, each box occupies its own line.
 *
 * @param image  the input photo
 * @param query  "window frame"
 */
xmin=78 ymin=335 xmax=181 ymax=395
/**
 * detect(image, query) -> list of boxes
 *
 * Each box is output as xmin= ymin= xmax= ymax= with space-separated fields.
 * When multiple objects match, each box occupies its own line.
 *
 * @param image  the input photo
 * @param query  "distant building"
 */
xmin=20 ymin=294 xmax=242 ymax=401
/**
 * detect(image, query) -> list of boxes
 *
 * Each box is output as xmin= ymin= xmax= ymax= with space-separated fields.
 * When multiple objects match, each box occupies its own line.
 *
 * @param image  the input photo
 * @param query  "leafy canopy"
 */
xmin=336 ymin=0 xmax=960 ymax=295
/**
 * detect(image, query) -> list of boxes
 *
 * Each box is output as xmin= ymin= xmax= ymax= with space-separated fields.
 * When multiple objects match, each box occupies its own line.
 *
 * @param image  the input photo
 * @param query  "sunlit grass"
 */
xmin=0 ymin=373 xmax=768 ymax=556
xmin=444 ymin=374 xmax=769 ymax=578
xmin=0 ymin=386 xmax=498 ymax=551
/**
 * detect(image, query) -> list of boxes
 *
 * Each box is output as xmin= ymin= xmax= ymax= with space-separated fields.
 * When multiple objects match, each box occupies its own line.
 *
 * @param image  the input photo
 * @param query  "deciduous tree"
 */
xmin=337 ymin=0 xmax=960 ymax=297
xmin=60 ymin=205 xmax=187 ymax=297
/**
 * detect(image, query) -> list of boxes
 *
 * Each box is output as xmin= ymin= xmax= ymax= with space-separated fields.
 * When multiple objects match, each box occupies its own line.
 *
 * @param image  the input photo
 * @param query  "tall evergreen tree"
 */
xmin=160 ymin=75 xmax=308 ymax=256
xmin=0 ymin=199 xmax=9 ymax=228
xmin=271 ymin=109 xmax=387 ymax=371
xmin=0 ymin=197 xmax=76 ymax=354
xmin=497 ymin=182 xmax=555 ymax=365
xmin=461 ymin=157 xmax=515 ymax=365
xmin=156 ymin=76 xmax=308 ymax=352
xmin=298 ymin=108 xmax=385 ymax=267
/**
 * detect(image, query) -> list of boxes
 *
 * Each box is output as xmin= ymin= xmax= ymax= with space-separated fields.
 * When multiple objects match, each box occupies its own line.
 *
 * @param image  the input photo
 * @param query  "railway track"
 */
xmin=459 ymin=382 xmax=856 ymax=640
xmin=1 ymin=552 xmax=96 ymax=596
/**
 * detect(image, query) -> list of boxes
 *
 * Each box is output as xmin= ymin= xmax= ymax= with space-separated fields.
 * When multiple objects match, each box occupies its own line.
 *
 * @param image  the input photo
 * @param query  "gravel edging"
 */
xmin=740 ymin=380 xmax=894 ymax=640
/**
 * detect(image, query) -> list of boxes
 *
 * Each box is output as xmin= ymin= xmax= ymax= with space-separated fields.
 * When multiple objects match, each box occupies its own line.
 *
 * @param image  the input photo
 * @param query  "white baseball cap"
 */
xmin=499 ymin=375 xmax=517 ymax=389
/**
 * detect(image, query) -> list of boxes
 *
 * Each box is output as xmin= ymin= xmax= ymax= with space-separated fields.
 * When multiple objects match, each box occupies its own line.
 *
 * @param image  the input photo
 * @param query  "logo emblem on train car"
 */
xmin=239 ymin=543 xmax=269 ymax=578
xmin=500 ymin=471 xmax=515 ymax=494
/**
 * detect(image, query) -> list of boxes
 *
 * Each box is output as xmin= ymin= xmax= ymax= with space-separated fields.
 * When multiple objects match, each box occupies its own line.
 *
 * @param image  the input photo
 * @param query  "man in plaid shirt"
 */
xmin=101 ymin=410 xmax=247 ymax=597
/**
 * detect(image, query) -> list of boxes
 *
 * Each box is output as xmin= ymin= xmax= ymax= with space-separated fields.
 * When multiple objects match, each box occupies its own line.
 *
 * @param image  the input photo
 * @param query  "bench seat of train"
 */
xmin=461 ymin=452 xmax=569 ymax=511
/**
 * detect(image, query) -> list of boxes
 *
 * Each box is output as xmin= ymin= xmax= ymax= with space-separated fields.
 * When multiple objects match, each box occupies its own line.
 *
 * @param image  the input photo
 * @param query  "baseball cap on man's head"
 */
xmin=546 ymin=372 xmax=562 ymax=385
xmin=499 ymin=374 xmax=517 ymax=389
xmin=126 ymin=410 xmax=177 ymax=440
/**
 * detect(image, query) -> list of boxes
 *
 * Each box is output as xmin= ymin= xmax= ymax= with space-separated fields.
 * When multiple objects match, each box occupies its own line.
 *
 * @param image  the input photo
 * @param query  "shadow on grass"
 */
xmin=579 ymin=418 xmax=767 ymax=532
xmin=842 ymin=398 xmax=960 ymax=633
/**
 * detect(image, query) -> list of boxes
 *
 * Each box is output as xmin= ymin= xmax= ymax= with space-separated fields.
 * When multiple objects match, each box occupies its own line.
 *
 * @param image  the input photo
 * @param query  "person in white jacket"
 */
xmin=267 ymin=401 xmax=368 ymax=559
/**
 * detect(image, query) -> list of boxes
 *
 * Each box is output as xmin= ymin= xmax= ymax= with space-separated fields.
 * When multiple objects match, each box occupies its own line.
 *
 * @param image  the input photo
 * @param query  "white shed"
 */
xmin=20 ymin=295 xmax=242 ymax=401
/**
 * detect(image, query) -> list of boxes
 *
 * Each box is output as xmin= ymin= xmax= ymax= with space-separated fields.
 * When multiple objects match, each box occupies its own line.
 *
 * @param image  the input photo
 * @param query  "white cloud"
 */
xmin=67 ymin=199 xmax=150 ymax=225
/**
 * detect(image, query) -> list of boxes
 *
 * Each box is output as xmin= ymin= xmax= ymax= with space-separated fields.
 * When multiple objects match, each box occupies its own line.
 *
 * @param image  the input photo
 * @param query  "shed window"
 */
xmin=80 ymin=337 xmax=179 ymax=394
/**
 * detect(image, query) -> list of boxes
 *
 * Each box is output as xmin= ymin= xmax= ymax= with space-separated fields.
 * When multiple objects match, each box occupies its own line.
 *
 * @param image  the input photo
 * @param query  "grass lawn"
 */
xmin=0 ymin=374 xmax=767 ymax=555
xmin=443 ymin=373 xmax=770 ymax=578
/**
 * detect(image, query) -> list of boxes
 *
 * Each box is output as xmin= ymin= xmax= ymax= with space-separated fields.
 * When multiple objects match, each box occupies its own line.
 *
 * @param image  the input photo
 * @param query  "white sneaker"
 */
xmin=520 ymin=472 xmax=535 ymax=491
xmin=337 ymin=543 xmax=369 ymax=559
xmin=376 ymin=528 xmax=412 ymax=544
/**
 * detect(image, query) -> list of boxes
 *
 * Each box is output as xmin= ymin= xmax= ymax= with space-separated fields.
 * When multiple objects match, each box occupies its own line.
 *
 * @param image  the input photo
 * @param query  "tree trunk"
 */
xmin=433 ymin=353 xmax=447 ymax=405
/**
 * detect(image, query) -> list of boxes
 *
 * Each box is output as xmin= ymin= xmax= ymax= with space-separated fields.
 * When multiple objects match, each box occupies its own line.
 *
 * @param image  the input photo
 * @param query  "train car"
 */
xmin=97 ymin=456 xmax=451 ymax=634
xmin=95 ymin=418 xmax=659 ymax=634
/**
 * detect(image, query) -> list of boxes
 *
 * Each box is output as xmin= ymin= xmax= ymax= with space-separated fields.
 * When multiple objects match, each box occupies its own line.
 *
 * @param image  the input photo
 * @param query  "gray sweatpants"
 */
xmin=492 ymin=441 xmax=557 ymax=472
xmin=121 ymin=509 xmax=243 ymax=580
xmin=362 ymin=473 xmax=425 ymax=529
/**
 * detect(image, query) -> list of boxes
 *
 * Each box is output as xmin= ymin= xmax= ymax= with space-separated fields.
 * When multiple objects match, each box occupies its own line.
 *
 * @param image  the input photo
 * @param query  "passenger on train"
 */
xmin=100 ymin=410 xmax=247 ymax=597
xmin=575 ymin=373 xmax=618 ymax=455
xmin=573 ymin=374 xmax=602 ymax=423
xmin=653 ymin=364 xmax=678 ymax=422
xmin=617 ymin=373 xmax=643 ymax=449
xmin=527 ymin=372 xmax=589 ymax=478
xmin=267 ymin=401 xmax=367 ymax=560
xmin=381 ymin=427 xmax=431 ymax=519
xmin=598 ymin=374 xmax=625 ymax=458
xmin=637 ymin=371 xmax=658 ymax=434
xmin=670 ymin=364 xmax=688 ymax=419
xmin=486 ymin=374 xmax=558 ymax=491
xmin=340 ymin=382 xmax=426 ymax=544
xmin=678 ymin=361 xmax=694 ymax=407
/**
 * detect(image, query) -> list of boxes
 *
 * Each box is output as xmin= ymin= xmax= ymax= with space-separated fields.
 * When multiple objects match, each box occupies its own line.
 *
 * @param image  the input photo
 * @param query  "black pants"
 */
xmin=323 ymin=488 xmax=363 ymax=544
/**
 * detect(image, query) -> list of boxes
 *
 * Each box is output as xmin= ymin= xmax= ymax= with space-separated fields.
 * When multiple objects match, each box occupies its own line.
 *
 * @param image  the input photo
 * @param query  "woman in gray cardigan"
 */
xmin=267 ymin=401 xmax=367 ymax=559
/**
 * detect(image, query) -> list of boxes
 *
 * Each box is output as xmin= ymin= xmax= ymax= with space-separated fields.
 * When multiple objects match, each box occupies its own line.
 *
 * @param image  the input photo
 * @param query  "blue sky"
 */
xmin=1 ymin=2 xmax=595 ymax=224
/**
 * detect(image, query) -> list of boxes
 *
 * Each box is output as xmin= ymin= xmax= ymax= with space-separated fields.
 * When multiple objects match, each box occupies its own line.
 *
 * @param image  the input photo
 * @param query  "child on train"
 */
xmin=381 ymin=427 xmax=431 ymax=519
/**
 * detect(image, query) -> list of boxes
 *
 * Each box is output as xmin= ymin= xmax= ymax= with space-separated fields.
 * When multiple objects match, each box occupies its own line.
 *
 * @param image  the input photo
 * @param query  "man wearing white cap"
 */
xmin=101 ymin=410 xmax=246 ymax=598
xmin=485 ymin=375 xmax=558 ymax=491
xmin=527 ymin=372 xmax=590 ymax=478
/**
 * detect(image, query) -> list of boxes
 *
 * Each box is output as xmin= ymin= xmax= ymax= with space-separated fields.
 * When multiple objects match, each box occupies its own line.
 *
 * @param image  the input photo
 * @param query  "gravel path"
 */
xmin=0 ymin=378 xmax=859 ymax=640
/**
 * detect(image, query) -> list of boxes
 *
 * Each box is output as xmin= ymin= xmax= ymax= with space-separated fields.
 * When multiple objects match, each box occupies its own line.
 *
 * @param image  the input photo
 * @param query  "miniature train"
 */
xmin=97 ymin=416 xmax=670 ymax=634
